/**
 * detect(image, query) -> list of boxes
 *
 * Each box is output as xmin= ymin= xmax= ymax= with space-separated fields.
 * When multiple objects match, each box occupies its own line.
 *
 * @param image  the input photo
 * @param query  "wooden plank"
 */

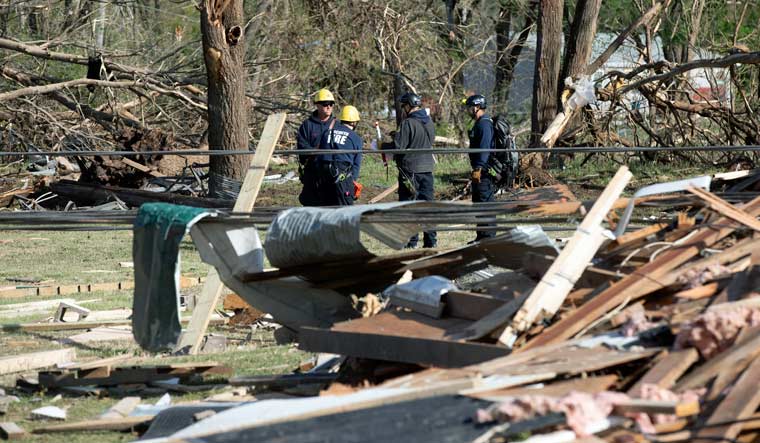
xmin=469 ymin=374 xmax=618 ymax=400
xmin=614 ymin=399 xmax=699 ymax=417
xmin=39 ymin=362 xmax=230 ymax=388
xmin=31 ymin=416 xmax=153 ymax=434
xmin=299 ymin=311 xmax=510 ymax=368
xmin=673 ymin=281 xmax=721 ymax=300
xmin=693 ymin=357 xmax=760 ymax=443
xmin=0 ymin=349 xmax=76 ymax=375
xmin=523 ymin=195 xmax=760 ymax=351
xmin=369 ymin=183 xmax=400 ymax=204
xmin=627 ymin=348 xmax=698 ymax=396
xmin=687 ymin=186 xmax=760 ymax=231
xmin=176 ymin=112 xmax=285 ymax=355
xmin=609 ymin=222 xmax=669 ymax=248
xmin=500 ymin=166 xmax=632 ymax=345
xmin=0 ymin=423 xmax=25 ymax=440
xmin=121 ymin=158 xmax=164 ymax=177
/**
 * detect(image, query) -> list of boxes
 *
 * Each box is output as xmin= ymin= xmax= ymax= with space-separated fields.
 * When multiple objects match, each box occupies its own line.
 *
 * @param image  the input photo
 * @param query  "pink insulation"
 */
xmin=677 ymin=264 xmax=732 ymax=289
xmin=476 ymin=391 xmax=628 ymax=437
xmin=620 ymin=308 xmax=657 ymax=337
xmin=476 ymin=386 xmax=704 ymax=436
xmin=675 ymin=305 xmax=760 ymax=359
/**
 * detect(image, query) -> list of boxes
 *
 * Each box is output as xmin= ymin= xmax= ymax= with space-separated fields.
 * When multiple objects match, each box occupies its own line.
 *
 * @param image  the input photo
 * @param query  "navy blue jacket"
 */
xmin=468 ymin=114 xmax=493 ymax=170
xmin=316 ymin=123 xmax=363 ymax=179
xmin=297 ymin=112 xmax=335 ymax=164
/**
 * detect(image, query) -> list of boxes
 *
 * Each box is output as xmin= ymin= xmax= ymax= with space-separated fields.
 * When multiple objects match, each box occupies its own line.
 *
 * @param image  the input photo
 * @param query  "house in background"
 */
xmin=463 ymin=32 xmax=731 ymax=121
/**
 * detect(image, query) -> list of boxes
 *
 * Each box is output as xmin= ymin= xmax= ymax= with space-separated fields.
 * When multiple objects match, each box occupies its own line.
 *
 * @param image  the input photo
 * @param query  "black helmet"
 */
xmin=465 ymin=94 xmax=487 ymax=109
xmin=399 ymin=92 xmax=422 ymax=108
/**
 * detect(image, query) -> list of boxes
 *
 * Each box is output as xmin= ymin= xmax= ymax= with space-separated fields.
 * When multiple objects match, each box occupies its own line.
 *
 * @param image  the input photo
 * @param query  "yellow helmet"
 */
xmin=339 ymin=105 xmax=360 ymax=122
xmin=314 ymin=88 xmax=335 ymax=103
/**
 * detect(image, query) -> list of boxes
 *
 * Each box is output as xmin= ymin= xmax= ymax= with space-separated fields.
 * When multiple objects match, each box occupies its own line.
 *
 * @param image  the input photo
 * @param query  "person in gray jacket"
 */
xmin=384 ymin=92 xmax=437 ymax=248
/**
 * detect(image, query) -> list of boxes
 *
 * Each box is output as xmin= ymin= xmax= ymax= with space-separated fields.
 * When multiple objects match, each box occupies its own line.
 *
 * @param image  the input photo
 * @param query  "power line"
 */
xmin=2 ymin=145 xmax=760 ymax=157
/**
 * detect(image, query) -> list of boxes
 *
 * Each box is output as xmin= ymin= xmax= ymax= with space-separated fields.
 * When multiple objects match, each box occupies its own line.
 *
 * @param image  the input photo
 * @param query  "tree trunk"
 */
xmin=95 ymin=0 xmax=106 ymax=49
xmin=494 ymin=6 xmax=535 ymax=113
xmin=560 ymin=0 xmax=602 ymax=84
xmin=556 ymin=0 xmax=601 ymax=143
xmin=200 ymin=0 xmax=249 ymax=196
xmin=530 ymin=0 xmax=564 ymax=150
xmin=686 ymin=0 xmax=705 ymax=62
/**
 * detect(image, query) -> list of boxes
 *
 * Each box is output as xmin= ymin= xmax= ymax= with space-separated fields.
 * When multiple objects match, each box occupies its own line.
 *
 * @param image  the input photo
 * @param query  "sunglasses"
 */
xmin=316 ymin=102 xmax=335 ymax=107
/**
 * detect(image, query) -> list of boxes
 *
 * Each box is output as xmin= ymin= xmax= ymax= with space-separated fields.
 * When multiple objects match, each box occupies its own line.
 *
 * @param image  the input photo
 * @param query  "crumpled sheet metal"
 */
xmin=264 ymin=201 xmax=437 ymax=268
xmin=477 ymin=224 xmax=560 ymax=270
xmin=191 ymin=221 xmax=357 ymax=330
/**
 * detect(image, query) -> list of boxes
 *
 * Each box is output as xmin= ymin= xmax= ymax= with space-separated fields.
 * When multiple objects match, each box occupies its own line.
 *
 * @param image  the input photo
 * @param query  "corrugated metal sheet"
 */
xmin=264 ymin=202 xmax=424 ymax=268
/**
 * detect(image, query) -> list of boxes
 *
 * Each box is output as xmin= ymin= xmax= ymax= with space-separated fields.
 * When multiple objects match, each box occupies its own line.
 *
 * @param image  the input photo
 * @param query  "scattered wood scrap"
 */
xmin=0 ymin=349 xmax=76 ymax=376
xmin=38 ymin=362 xmax=231 ymax=388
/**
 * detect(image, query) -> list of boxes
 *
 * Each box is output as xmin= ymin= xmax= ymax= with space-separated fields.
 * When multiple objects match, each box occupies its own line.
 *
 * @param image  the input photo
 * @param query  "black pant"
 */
xmin=398 ymin=170 xmax=437 ymax=248
xmin=299 ymin=162 xmax=354 ymax=207
xmin=472 ymin=173 xmax=496 ymax=240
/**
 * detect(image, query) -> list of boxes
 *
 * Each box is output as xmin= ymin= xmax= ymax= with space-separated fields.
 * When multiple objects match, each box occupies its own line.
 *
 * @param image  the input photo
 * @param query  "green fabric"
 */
xmin=132 ymin=203 xmax=211 ymax=352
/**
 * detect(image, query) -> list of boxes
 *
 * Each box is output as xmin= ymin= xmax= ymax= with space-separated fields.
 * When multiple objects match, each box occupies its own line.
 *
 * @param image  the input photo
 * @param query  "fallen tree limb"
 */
xmin=0 ymin=78 xmax=138 ymax=102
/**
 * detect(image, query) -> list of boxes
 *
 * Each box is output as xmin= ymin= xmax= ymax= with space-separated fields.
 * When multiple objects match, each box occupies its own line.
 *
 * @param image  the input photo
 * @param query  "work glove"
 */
xmin=353 ymin=181 xmax=363 ymax=200
xmin=471 ymin=168 xmax=482 ymax=184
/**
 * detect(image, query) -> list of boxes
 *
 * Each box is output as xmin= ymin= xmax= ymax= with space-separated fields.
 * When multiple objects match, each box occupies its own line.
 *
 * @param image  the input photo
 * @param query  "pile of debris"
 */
xmin=86 ymin=165 xmax=756 ymax=442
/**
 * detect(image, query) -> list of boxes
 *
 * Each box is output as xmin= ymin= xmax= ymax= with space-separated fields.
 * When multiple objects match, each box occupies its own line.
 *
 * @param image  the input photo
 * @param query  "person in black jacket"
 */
xmin=465 ymin=94 xmax=496 ymax=242
xmin=385 ymin=92 xmax=437 ymax=248
xmin=297 ymin=88 xmax=336 ymax=206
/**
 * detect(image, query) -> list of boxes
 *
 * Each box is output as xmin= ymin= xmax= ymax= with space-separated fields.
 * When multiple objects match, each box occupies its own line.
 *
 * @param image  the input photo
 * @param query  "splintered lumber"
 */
xmin=498 ymin=166 xmax=632 ymax=346
xmin=0 ymin=423 xmax=25 ymax=440
xmin=609 ymin=222 xmax=669 ymax=249
xmin=627 ymin=349 xmax=698 ymax=396
xmin=687 ymin=186 xmax=760 ymax=231
xmin=177 ymin=112 xmax=285 ymax=355
xmin=523 ymin=195 xmax=760 ymax=350
xmin=38 ymin=361 xmax=231 ymax=388
xmin=0 ymin=348 xmax=76 ymax=375
xmin=31 ymin=416 xmax=153 ymax=434
xmin=692 ymin=357 xmax=760 ymax=443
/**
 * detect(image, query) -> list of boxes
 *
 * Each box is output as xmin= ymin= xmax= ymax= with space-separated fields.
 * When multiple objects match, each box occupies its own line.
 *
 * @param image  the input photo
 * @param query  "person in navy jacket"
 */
xmin=465 ymin=94 xmax=496 ymax=242
xmin=298 ymin=88 xmax=336 ymax=206
xmin=311 ymin=105 xmax=363 ymax=206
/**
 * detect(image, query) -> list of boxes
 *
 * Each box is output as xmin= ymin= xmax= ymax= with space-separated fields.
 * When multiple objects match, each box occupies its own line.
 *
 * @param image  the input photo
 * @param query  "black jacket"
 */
xmin=390 ymin=110 xmax=435 ymax=173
